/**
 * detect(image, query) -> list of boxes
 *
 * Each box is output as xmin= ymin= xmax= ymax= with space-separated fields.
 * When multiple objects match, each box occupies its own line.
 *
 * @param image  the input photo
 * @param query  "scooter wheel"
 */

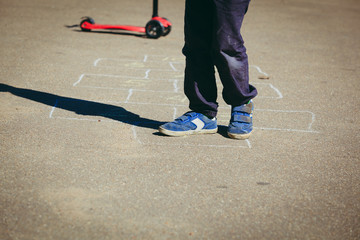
xmin=161 ymin=17 xmax=171 ymax=36
xmin=80 ymin=17 xmax=95 ymax=32
xmin=145 ymin=20 xmax=164 ymax=39
xmin=162 ymin=25 xmax=171 ymax=36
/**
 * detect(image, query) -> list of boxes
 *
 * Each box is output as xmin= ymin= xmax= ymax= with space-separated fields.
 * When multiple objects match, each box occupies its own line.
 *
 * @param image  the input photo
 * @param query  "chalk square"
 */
xmin=217 ymin=109 xmax=317 ymax=132
xmin=75 ymin=74 xmax=178 ymax=92
xmin=94 ymin=58 xmax=179 ymax=71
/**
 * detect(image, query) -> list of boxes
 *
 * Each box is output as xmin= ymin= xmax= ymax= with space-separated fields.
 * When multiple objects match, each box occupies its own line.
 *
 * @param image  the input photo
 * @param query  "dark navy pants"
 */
xmin=183 ymin=0 xmax=257 ymax=118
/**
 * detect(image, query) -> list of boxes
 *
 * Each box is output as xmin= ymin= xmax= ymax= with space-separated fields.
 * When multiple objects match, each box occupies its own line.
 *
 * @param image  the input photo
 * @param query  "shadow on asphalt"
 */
xmin=74 ymin=29 xmax=146 ymax=38
xmin=217 ymin=125 xmax=229 ymax=138
xmin=0 ymin=83 xmax=165 ymax=130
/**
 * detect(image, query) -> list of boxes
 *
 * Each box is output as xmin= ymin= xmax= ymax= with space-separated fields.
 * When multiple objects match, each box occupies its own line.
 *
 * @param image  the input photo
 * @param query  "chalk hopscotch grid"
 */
xmin=93 ymin=56 xmax=183 ymax=72
xmin=49 ymin=99 xmax=319 ymax=133
xmin=73 ymin=78 xmax=282 ymax=99
xmin=75 ymin=59 xmax=281 ymax=99
xmin=50 ymin=55 xmax=319 ymax=149
xmin=94 ymin=55 xmax=184 ymax=66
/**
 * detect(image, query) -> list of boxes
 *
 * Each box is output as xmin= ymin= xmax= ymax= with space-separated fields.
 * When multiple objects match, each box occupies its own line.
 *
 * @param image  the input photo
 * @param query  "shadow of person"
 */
xmin=0 ymin=83 xmax=165 ymax=130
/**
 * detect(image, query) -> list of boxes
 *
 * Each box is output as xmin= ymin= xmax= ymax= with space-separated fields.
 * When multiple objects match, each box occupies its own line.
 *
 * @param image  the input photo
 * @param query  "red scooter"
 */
xmin=80 ymin=0 xmax=171 ymax=39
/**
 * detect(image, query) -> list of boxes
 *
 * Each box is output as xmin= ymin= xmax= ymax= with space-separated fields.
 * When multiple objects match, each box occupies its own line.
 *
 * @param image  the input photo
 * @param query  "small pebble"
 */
xmin=258 ymin=75 xmax=270 ymax=79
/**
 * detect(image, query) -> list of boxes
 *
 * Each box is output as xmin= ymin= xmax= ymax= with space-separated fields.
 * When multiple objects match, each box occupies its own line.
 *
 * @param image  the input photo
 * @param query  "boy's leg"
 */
xmin=212 ymin=0 xmax=257 ymax=106
xmin=182 ymin=0 xmax=218 ymax=119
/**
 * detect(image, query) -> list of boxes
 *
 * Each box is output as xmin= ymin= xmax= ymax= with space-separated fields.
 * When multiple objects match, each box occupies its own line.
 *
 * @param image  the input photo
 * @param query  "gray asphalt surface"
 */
xmin=1 ymin=0 xmax=359 ymax=239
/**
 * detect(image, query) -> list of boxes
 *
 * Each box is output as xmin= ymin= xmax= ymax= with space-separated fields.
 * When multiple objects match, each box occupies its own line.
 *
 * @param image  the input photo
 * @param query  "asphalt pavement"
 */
xmin=0 ymin=0 xmax=359 ymax=239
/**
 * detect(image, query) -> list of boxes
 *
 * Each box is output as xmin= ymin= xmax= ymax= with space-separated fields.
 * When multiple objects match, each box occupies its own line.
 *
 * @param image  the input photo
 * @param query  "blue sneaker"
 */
xmin=159 ymin=111 xmax=218 ymax=136
xmin=228 ymin=100 xmax=254 ymax=139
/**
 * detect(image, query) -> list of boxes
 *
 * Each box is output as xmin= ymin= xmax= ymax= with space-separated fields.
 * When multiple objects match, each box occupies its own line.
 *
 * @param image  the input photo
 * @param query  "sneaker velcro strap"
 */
xmin=233 ymin=114 xmax=252 ymax=123
xmin=233 ymin=103 xmax=252 ymax=114
xmin=177 ymin=111 xmax=196 ymax=121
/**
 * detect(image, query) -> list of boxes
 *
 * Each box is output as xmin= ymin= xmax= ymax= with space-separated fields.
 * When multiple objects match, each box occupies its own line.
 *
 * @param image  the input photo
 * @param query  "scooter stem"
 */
xmin=152 ymin=0 xmax=159 ymax=17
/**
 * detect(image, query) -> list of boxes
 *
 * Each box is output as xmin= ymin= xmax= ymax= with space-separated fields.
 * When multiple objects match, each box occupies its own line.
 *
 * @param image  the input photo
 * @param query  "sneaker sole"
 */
xmin=159 ymin=126 xmax=218 ymax=137
xmin=227 ymin=131 xmax=252 ymax=140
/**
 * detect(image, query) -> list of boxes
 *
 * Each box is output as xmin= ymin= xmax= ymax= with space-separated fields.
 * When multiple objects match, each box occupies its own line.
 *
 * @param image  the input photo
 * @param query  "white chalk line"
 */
xmin=169 ymin=62 xmax=181 ymax=72
xmin=131 ymin=125 xmax=143 ymax=144
xmin=253 ymin=127 xmax=319 ymax=133
xmin=125 ymin=89 xmax=133 ymax=103
xmin=144 ymin=69 xmax=151 ymax=79
xmin=49 ymin=99 xmax=58 ymax=118
xmin=94 ymin=58 xmax=143 ymax=67
xmin=93 ymin=58 xmax=182 ymax=71
xmin=73 ymin=73 xmax=182 ymax=86
xmin=76 ymin=85 xmax=179 ymax=93
xmin=269 ymin=83 xmax=283 ymax=99
xmin=93 ymin=58 xmax=102 ymax=67
xmin=82 ymin=73 xmax=152 ymax=81
xmin=50 ymin=116 xmax=114 ymax=122
xmin=250 ymin=65 xmax=269 ymax=77
xmin=133 ymin=141 xmax=250 ymax=149
xmin=94 ymin=65 xmax=181 ymax=72
xmin=108 ymin=100 xmax=188 ymax=107
xmin=173 ymin=107 xmax=177 ymax=120
xmin=245 ymin=82 xmax=283 ymax=99
xmin=172 ymin=79 xmax=179 ymax=93
xmin=95 ymin=56 xmax=183 ymax=62
xmin=73 ymin=74 xmax=85 ymax=86
xmin=245 ymin=139 xmax=252 ymax=148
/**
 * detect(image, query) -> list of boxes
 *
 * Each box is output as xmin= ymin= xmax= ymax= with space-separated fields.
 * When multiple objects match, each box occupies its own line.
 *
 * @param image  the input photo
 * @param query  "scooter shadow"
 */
xmin=76 ymin=29 xmax=146 ymax=38
xmin=0 ymin=83 xmax=164 ymax=130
